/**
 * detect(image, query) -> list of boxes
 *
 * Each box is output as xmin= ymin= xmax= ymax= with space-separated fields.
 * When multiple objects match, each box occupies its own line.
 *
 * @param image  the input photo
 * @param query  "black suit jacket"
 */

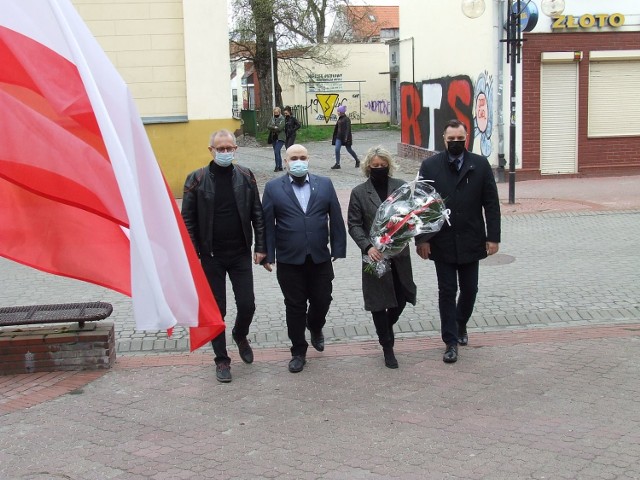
xmin=417 ymin=150 xmax=501 ymax=264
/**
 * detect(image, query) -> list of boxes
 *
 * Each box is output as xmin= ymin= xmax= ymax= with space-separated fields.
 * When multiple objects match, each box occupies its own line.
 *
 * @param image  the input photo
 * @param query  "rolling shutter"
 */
xmin=540 ymin=61 xmax=578 ymax=174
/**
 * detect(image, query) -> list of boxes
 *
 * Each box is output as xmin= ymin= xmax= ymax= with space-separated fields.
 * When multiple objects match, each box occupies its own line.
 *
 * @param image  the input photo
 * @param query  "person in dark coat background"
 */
xmin=348 ymin=146 xmax=417 ymax=369
xmin=331 ymin=104 xmax=360 ymax=169
xmin=283 ymin=105 xmax=301 ymax=149
xmin=416 ymin=119 xmax=501 ymax=364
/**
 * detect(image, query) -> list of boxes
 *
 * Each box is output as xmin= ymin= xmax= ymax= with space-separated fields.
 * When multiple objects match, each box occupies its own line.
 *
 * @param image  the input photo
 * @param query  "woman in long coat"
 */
xmin=347 ymin=146 xmax=417 ymax=369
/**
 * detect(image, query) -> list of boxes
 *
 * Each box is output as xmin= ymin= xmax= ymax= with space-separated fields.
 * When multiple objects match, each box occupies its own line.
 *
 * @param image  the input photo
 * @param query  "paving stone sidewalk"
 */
xmin=1 ymin=324 xmax=640 ymax=479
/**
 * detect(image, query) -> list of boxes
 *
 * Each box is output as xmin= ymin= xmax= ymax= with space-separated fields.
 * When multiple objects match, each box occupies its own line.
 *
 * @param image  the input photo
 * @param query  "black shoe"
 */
xmin=383 ymin=346 xmax=398 ymax=369
xmin=443 ymin=344 xmax=458 ymax=364
xmin=330 ymin=164 xmax=341 ymax=169
xmin=278 ymin=167 xmax=283 ymax=171
xmin=288 ymin=355 xmax=306 ymax=373
xmin=274 ymin=167 xmax=279 ymax=172
xmin=233 ymin=334 xmax=254 ymax=364
xmin=310 ymin=330 xmax=325 ymax=352
xmin=215 ymin=362 xmax=232 ymax=382
xmin=458 ymin=325 xmax=468 ymax=346
xmin=355 ymin=160 xmax=360 ymax=168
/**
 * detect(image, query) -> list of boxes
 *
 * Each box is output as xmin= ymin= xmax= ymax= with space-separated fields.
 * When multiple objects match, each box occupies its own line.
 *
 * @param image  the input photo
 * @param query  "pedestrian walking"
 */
xmin=181 ymin=129 xmax=267 ymax=383
xmin=415 ymin=119 xmax=501 ymax=364
xmin=262 ymin=143 xmax=347 ymax=373
xmin=347 ymin=146 xmax=417 ymax=369
xmin=283 ymin=105 xmax=301 ymax=149
xmin=331 ymin=105 xmax=360 ymax=169
xmin=267 ymin=107 xmax=285 ymax=172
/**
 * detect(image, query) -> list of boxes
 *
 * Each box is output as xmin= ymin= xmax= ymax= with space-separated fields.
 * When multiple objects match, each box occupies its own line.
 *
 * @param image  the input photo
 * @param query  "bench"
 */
xmin=0 ymin=302 xmax=113 ymax=329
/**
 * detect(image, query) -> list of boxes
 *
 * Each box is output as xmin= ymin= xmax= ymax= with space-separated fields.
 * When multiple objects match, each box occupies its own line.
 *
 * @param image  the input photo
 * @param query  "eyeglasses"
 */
xmin=289 ymin=156 xmax=308 ymax=161
xmin=211 ymin=146 xmax=236 ymax=153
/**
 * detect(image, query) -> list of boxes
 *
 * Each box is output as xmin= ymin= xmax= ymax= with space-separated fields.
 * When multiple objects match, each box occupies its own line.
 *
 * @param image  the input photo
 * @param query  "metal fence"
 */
xmin=239 ymin=105 xmax=308 ymax=138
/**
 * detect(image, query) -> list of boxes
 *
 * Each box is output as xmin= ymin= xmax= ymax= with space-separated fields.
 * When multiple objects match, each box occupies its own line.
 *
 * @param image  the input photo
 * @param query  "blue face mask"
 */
xmin=214 ymin=151 xmax=234 ymax=167
xmin=288 ymin=160 xmax=309 ymax=178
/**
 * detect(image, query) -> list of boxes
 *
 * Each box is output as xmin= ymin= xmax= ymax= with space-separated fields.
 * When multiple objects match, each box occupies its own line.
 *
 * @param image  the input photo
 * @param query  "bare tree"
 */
xmin=229 ymin=0 xmax=353 ymax=127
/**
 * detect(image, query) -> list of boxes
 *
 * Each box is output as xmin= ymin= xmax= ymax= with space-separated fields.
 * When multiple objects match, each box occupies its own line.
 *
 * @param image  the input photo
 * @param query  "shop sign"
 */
xmin=552 ymin=13 xmax=625 ymax=30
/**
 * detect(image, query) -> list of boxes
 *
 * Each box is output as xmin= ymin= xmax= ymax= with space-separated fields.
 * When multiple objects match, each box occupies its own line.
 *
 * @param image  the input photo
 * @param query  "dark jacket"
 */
xmin=348 ymin=177 xmax=417 ymax=311
xmin=416 ymin=150 xmax=501 ymax=264
xmin=181 ymin=162 xmax=266 ymax=257
xmin=284 ymin=114 xmax=301 ymax=139
xmin=262 ymin=173 xmax=347 ymax=265
xmin=331 ymin=114 xmax=353 ymax=146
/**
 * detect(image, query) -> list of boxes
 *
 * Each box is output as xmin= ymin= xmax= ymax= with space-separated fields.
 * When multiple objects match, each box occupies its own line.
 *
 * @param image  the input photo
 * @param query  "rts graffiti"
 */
xmin=401 ymin=76 xmax=475 ymax=152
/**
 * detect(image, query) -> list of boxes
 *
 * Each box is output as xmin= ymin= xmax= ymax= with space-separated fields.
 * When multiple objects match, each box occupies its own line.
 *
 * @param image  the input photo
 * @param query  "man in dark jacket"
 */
xmin=181 ymin=130 xmax=267 ymax=383
xmin=262 ymin=144 xmax=347 ymax=374
xmin=416 ymin=119 xmax=501 ymax=364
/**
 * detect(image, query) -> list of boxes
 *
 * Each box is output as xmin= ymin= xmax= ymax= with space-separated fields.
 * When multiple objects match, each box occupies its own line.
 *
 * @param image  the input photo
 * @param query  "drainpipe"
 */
xmin=496 ymin=0 xmax=507 ymax=182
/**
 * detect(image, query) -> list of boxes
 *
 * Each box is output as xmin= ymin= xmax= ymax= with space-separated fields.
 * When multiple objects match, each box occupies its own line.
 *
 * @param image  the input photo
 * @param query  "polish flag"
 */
xmin=0 ymin=1 xmax=224 ymax=350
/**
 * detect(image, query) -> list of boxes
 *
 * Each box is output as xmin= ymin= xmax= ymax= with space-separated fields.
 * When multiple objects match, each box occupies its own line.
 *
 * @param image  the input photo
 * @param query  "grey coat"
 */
xmin=347 ymin=177 xmax=417 ymax=312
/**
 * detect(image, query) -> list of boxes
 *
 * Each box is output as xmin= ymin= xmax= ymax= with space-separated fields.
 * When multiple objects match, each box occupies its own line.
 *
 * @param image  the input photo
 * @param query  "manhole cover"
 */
xmin=480 ymin=253 xmax=515 ymax=266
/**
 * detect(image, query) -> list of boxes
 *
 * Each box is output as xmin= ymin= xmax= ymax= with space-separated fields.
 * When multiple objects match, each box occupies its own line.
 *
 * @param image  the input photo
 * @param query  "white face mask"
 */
xmin=214 ymin=151 xmax=234 ymax=167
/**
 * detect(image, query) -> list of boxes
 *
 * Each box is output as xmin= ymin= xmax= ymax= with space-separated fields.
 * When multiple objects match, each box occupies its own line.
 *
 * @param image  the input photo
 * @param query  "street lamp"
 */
xmin=268 ymin=33 xmax=276 ymax=110
xmin=462 ymin=0 xmax=565 ymax=204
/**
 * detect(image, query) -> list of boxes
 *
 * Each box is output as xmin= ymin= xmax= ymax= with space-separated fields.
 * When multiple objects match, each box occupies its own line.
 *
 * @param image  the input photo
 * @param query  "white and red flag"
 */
xmin=0 ymin=0 xmax=224 ymax=350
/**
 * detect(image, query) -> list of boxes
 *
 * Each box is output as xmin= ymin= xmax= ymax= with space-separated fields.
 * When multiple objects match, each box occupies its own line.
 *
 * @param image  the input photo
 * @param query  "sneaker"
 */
xmin=215 ymin=362 xmax=232 ymax=383
xmin=233 ymin=334 xmax=254 ymax=364
xmin=330 ymin=164 xmax=341 ymax=169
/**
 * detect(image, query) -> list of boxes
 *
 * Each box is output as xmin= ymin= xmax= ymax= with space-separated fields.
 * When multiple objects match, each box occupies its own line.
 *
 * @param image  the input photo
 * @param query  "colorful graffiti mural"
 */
xmin=401 ymin=73 xmax=495 ymax=155
xmin=474 ymin=71 xmax=494 ymax=157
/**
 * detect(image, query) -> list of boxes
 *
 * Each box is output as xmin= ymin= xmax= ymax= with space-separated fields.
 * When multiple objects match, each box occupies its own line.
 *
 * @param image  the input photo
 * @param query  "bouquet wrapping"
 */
xmin=364 ymin=178 xmax=449 ymax=277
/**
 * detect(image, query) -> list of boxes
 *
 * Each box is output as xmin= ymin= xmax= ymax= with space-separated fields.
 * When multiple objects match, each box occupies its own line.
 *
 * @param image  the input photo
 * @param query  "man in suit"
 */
xmin=416 ymin=119 xmax=501 ymax=364
xmin=262 ymin=144 xmax=347 ymax=373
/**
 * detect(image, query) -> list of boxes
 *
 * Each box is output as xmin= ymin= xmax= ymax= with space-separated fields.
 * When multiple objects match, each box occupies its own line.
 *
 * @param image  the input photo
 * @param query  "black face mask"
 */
xmin=369 ymin=167 xmax=389 ymax=181
xmin=446 ymin=140 xmax=466 ymax=157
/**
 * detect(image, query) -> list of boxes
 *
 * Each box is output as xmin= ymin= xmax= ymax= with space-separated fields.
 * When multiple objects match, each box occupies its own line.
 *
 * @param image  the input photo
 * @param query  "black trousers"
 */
xmin=201 ymin=250 xmax=255 ymax=364
xmin=276 ymin=256 xmax=334 ymax=357
xmin=371 ymin=264 xmax=407 ymax=347
xmin=285 ymin=133 xmax=297 ymax=149
xmin=434 ymin=260 xmax=479 ymax=346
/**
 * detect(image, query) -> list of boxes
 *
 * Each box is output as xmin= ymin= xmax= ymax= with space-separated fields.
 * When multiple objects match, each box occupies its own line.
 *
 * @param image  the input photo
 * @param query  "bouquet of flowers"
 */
xmin=364 ymin=178 xmax=449 ymax=277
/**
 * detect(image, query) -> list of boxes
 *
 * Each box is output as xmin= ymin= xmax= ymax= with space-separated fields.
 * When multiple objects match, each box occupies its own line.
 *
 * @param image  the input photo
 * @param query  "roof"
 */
xmin=345 ymin=5 xmax=399 ymax=40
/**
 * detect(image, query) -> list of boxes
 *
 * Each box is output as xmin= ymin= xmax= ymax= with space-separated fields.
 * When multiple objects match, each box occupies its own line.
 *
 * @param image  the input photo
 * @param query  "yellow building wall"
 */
xmin=146 ymin=118 xmax=241 ymax=197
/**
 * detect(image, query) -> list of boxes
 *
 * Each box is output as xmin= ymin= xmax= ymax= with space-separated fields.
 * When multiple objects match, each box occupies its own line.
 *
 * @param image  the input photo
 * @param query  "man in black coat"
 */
xmin=181 ymin=130 xmax=266 ymax=383
xmin=416 ymin=119 xmax=501 ymax=364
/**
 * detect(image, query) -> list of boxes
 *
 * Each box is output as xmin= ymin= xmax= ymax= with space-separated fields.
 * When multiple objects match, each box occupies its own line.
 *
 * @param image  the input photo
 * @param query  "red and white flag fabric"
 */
xmin=0 ymin=0 xmax=224 ymax=350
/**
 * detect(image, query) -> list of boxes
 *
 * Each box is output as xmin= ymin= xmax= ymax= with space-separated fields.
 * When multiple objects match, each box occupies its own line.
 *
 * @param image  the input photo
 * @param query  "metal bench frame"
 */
xmin=0 ymin=302 xmax=113 ymax=329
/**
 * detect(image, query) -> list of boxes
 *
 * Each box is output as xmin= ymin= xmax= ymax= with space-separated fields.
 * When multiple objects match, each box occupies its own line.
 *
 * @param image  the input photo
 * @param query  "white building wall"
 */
xmin=279 ymin=43 xmax=392 ymax=125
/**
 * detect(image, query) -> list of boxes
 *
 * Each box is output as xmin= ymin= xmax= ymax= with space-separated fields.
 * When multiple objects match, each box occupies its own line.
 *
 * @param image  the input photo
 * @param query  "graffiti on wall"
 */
xmin=307 ymin=93 xmax=367 ymax=123
xmin=400 ymin=73 xmax=495 ymax=155
xmin=474 ymin=71 xmax=494 ymax=157
xmin=365 ymin=99 xmax=391 ymax=116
